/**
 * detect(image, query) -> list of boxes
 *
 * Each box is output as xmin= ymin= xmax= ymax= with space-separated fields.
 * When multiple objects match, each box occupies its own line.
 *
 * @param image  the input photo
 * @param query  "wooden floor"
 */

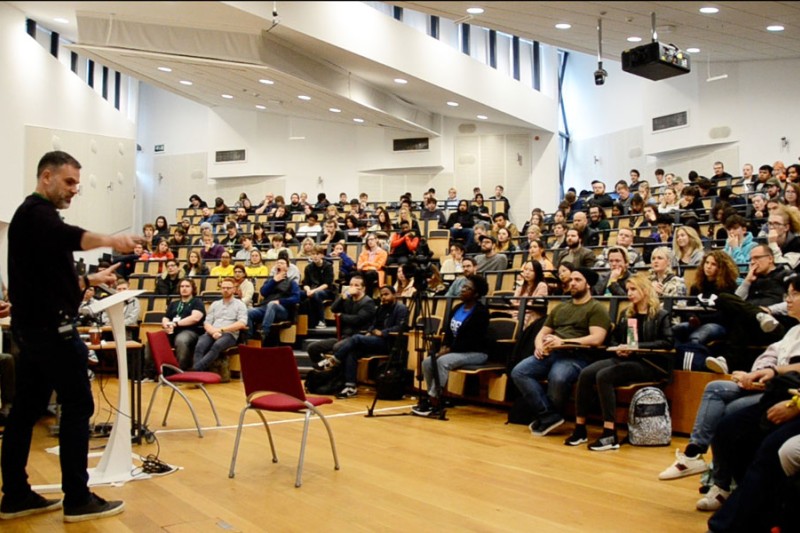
xmin=2 ymin=377 xmax=710 ymax=532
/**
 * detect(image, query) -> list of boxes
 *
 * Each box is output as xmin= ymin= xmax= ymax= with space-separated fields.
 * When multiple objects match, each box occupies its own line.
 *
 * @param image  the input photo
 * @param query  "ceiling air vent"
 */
xmin=215 ymin=149 xmax=246 ymax=163
xmin=393 ymin=137 xmax=429 ymax=152
xmin=652 ymin=111 xmax=688 ymax=133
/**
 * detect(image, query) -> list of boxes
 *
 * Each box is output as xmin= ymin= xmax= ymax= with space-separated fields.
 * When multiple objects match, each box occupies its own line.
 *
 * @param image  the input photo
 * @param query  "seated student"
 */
xmin=264 ymin=233 xmax=293 ymax=260
xmin=412 ymin=275 xmax=491 ymax=417
xmin=648 ymin=247 xmax=687 ymax=297
xmin=767 ymin=204 xmax=800 ymax=269
xmin=511 ymin=261 xmax=549 ymax=329
xmin=594 ymin=246 xmax=632 ymax=296
xmin=474 ymin=234 xmax=509 ymax=273
xmin=245 ymin=249 xmax=269 ymax=277
xmin=142 ymin=222 xmax=156 ymax=252
xmin=246 ymin=258 xmax=301 ymax=343
xmin=566 ymin=274 xmax=673 ymax=451
xmin=102 ymin=278 xmax=140 ymax=329
xmin=297 ymin=237 xmax=317 ymax=260
xmin=329 ymin=240 xmax=356 ymax=283
xmin=155 ymin=259 xmax=184 ymax=295
xmin=511 ymin=267 xmax=611 ymax=436
xmin=387 ymin=220 xmax=419 ymax=266
xmin=440 ymin=243 xmax=465 ymax=282
xmin=218 ymin=222 xmax=241 ymax=251
xmin=445 ymin=200 xmax=475 ymax=245
xmin=183 ymin=250 xmax=210 ymax=277
xmin=357 ymin=233 xmax=388 ymax=296
xmin=302 ymin=245 xmax=335 ymax=329
xmin=496 ymin=227 xmax=517 ymax=259
xmin=334 ymin=285 xmax=409 ymax=399
xmin=319 ymin=218 xmax=345 ymax=248
xmin=168 ymin=227 xmax=189 ymax=256
xmin=192 ymin=278 xmax=248 ymax=371
xmin=160 ymin=278 xmax=206 ymax=369
xmin=210 ymin=251 xmax=235 ymax=279
xmin=199 ymin=229 xmax=225 ymax=261
xmin=297 ymin=213 xmax=322 ymax=240
xmin=148 ymin=238 xmax=175 ymax=274
xmin=723 ymin=214 xmax=757 ymax=271
xmin=232 ymin=264 xmax=255 ymax=308
xmin=393 ymin=263 xmax=417 ymax=298
xmin=233 ymin=234 xmax=257 ymax=262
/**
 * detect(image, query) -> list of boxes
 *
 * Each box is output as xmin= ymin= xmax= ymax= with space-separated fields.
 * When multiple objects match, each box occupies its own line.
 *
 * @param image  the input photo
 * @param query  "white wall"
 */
xmin=0 ymin=3 xmax=137 ymax=274
xmin=563 ymin=49 xmax=800 ymax=196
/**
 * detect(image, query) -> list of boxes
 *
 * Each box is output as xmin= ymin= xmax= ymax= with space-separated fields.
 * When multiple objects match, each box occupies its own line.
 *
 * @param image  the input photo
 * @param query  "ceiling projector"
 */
xmin=621 ymin=41 xmax=690 ymax=81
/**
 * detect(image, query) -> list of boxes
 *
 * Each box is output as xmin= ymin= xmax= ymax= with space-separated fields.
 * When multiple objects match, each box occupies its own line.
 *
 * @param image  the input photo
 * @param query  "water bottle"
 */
xmin=627 ymin=318 xmax=638 ymax=349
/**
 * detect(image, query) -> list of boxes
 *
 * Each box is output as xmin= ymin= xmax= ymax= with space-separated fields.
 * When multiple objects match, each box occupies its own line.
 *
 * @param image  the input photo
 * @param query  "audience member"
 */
xmin=183 ymin=250 xmax=210 ymax=277
xmin=357 ymin=233 xmax=388 ymax=296
xmin=558 ymin=228 xmax=596 ymax=268
xmin=648 ymin=247 xmax=687 ymax=297
xmin=232 ymin=264 xmax=255 ymax=308
xmin=245 ymin=250 xmax=269 ymax=277
xmin=192 ymin=278 xmax=248 ymax=371
xmin=511 ymin=267 xmax=611 ymax=436
xmin=673 ymin=225 xmax=704 ymax=267
xmin=474 ymin=235 xmax=509 ymax=273
xmin=511 ymin=261 xmax=548 ymax=329
xmin=767 ymin=204 xmax=800 ymax=269
xmin=595 ymin=247 xmax=631 ymax=296
xmin=160 ymin=278 xmax=205 ymax=369
xmin=246 ymin=258 xmax=301 ymax=344
xmin=413 ymin=275 xmax=491 ymax=417
xmin=303 ymin=246 xmax=335 ymax=329
xmin=210 ymin=251 xmax=234 ymax=278
xmin=155 ymin=259 xmax=184 ymax=295
xmin=586 ymin=180 xmax=613 ymax=208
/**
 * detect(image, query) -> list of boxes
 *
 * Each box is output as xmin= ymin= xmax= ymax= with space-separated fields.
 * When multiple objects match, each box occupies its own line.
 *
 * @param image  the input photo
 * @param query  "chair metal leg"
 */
xmin=162 ymin=388 xmax=176 ymax=426
xmin=228 ymin=406 xmax=250 ymax=478
xmin=255 ymin=410 xmax=278 ymax=463
xmin=197 ymin=384 xmax=221 ymax=426
xmin=165 ymin=382 xmax=204 ymax=437
xmin=308 ymin=404 xmax=340 ymax=471
xmin=295 ymin=410 xmax=313 ymax=488
xmin=143 ymin=382 xmax=162 ymax=429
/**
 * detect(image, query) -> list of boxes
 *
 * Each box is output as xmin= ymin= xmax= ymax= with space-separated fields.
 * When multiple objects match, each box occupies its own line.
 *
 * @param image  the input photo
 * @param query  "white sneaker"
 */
xmin=659 ymin=449 xmax=708 ymax=480
xmin=315 ymin=321 xmax=327 ymax=329
xmin=696 ymin=485 xmax=730 ymax=511
xmin=705 ymin=356 xmax=729 ymax=374
xmin=756 ymin=312 xmax=779 ymax=333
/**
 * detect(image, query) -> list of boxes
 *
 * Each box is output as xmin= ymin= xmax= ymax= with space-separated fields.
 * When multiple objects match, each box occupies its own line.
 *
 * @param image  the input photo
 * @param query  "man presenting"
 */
xmin=1 ymin=151 xmax=137 ymax=522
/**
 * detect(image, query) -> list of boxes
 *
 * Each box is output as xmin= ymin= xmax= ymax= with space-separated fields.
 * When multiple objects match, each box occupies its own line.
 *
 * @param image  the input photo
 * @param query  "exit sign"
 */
xmin=154 ymin=144 xmax=165 ymax=153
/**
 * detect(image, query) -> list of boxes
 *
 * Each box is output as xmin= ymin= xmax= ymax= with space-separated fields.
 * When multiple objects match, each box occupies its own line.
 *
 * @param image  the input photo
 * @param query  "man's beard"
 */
xmin=571 ymin=287 xmax=588 ymax=299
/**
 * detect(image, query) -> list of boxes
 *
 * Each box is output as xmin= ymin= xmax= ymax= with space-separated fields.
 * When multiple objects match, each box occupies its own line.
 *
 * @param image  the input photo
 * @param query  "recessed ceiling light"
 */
xmin=699 ymin=7 xmax=719 ymax=14
xmin=353 ymin=118 xmax=364 ymax=123
xmin=476 ymin=114 xmax=488 ymax=120
xmin=767 ymin=25 xmax=785 ymax=32
xmin=446 ymin=101 xmax=460 ymax=107
xmin=554 ymin=23 xmax=571 ymax=30
xmin=258 ymin=79 xmax=274 ymax=85
xmin=686 ymin=47 xmax=701 ymax=54
xmin=54 ymin=17 xmax=69 ymax=24
xmin=255 ymin=104 xmax=266 ymax=110
xmin=157 ymin=66 xmax=172 ymax=72
xmin=393 ymin=78 xmax=408 ymax=85
xmin=466 ymin=7 xmax=484 ymax=15
xmin=221 ymin=94 xmax=233 ymax=99
xmin=179 ymin=80 xmax=193 ymax=86
xmin=627 ymin=36 xmax=642 ymax=43
xmin=329 ymin=107 xmax=341 ymax=113
xmin=297 ymin=95 xmax=311 ymax=101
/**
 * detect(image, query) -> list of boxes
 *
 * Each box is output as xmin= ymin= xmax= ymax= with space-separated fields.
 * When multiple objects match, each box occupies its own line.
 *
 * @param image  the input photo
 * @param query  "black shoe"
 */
xmin=0 ymin=492 xmax=62 ymax=520
xmin=564 ymin=428 xmax=588 ymax=446
xmin=588 ymin=434 xmax=620 ymax=451
xmin=411 ymin=398 xmax=433 ymax=417
xmin=532 ymin=414 xmax=565 ymax=436
xmin=63 ymin=493 xmax=124 ymax=523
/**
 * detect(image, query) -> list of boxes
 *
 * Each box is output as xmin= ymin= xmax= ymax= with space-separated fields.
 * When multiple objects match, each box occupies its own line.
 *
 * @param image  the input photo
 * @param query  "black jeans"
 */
xmin=1 ymin=326 xmax=93 ymax=507
xmin=575 ymin=358 xmax=658 ymax=423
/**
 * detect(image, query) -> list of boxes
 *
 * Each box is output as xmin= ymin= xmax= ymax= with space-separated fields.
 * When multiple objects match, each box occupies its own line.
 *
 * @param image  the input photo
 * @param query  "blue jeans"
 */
xmin=192 ymin=332 xmax=238 ymax=371
xmin=335 ymin=334 xmax=390 ymax=385
xmin=511 ymin=354 xmax=588 ymax=418
xmin=247 ymin=303 xmax=289 ymax=338
xmin=307 ymin=289 xmax=334 ymax=327
xmin=690 ymin=380 xmax=762 ymax=450
xmin=422 ymin=351 xmax=487 ymax=397
xmin=449 ymin=227 xmax=473 ymax=245
xmin=672 ymin=322 xmax=727 ymax=344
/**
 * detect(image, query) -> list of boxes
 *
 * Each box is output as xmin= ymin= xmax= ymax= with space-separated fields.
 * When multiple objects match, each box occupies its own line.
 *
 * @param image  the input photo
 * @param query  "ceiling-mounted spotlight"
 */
xmin=594 ymin=18 xmax=607 ymax=86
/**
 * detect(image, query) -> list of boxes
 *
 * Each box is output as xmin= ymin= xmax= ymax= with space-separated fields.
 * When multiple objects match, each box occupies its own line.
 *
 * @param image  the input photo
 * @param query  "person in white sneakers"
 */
xmin=660 ymin=273 xmax=800 ymax=513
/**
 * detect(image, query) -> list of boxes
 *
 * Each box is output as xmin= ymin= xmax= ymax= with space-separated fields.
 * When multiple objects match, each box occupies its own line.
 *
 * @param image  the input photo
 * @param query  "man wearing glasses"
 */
xmin=766 ymin=205 xmax=800 ymax=269
xmin=709 ymin=245 xmax=794 ymax=373
xmin=192 ymin=278 xmax=248 ymax=371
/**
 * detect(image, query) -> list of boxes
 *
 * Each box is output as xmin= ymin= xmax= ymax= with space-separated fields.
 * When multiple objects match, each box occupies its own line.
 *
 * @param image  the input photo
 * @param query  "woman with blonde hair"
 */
xmin=566 ymin=274 xmax=673 ymax=451
xmin=297 ymin=237 xmax=316 ymax=259
xmin=673 ymin=225 xmax=704 ymax=267
xmin=648 ymin=247 xmax=686 ymax=297
xmin=658 ymin=186 xmax=680 ymax=214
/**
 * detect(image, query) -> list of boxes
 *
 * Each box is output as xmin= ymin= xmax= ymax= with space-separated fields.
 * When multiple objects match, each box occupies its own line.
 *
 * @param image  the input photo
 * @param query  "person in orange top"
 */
xmin=357 ymin=232 xmax=388 ymax=296
xmin=387 ymin=220 xmax=419 ymax=266
xmin=147 ymin=238 xmax=175 ymax=273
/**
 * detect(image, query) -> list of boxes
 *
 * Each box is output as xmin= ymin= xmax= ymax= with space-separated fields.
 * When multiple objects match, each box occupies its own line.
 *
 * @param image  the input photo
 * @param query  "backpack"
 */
xmin=304 ymin=366 xmax=345 ymax=395
xmin=627 ymin=387 xmax=671 ymax=446
xmin=374 ymin=361 xmax=411 ymax=400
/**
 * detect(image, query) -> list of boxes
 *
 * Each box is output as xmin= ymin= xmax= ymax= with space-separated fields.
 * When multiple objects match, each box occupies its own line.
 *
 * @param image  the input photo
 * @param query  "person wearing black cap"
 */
xmin=474 ymin=234 xmax=508 ymax=273
xmin=510 ymin=267 xmax=611 ymax=437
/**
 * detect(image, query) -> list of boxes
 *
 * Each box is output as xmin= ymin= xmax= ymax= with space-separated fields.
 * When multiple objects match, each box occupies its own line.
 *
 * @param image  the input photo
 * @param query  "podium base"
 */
xmin=33 ymin=448 xmax=153 ymax=494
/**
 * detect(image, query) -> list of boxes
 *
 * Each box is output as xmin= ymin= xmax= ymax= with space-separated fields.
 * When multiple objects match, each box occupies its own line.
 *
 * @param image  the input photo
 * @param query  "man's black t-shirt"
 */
xmin=165 ymin=297 xmax=206 ymax=335
xmin=9 ymin=194 xmax=85 ymax=328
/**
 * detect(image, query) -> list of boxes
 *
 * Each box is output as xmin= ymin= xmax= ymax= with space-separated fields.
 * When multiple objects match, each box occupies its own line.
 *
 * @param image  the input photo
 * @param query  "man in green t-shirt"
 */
xmin=510 ymin=267 xmax=611 ymax=437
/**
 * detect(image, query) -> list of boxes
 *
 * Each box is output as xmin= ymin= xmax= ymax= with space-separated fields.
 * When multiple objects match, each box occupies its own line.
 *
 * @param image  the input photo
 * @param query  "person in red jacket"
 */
xmin=387 ymin=220 xmax=419 ymax=266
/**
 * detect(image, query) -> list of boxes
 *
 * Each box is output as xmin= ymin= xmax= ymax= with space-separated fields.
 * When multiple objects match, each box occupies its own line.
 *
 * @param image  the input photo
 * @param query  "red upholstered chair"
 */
xmin=144 ymin=330 xmax=221 ymax=437
xmin=228 ymin=345 xmax=340 ymax=487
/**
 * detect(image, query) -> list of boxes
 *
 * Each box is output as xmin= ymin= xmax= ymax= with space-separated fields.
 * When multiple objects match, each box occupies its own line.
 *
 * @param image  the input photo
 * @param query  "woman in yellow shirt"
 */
xmin=210 ymin=251 xmax=235 ymax=278
xmin=245 ymin=249 xmax=269 ymax=277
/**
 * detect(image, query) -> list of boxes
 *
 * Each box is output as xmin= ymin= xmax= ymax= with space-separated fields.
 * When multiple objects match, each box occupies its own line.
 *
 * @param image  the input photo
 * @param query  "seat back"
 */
xmin=238 ymin=345 xmax=307 ymax=401
xmin=146 ymin=330 xmax=181 ymax=374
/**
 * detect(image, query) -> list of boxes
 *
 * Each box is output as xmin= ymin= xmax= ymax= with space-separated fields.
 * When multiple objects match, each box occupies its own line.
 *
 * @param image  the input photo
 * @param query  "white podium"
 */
xmin=35 ymin=290 xmax=148 ymax=492
xmin=86 ymin=289 xmax=146 ymax=485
